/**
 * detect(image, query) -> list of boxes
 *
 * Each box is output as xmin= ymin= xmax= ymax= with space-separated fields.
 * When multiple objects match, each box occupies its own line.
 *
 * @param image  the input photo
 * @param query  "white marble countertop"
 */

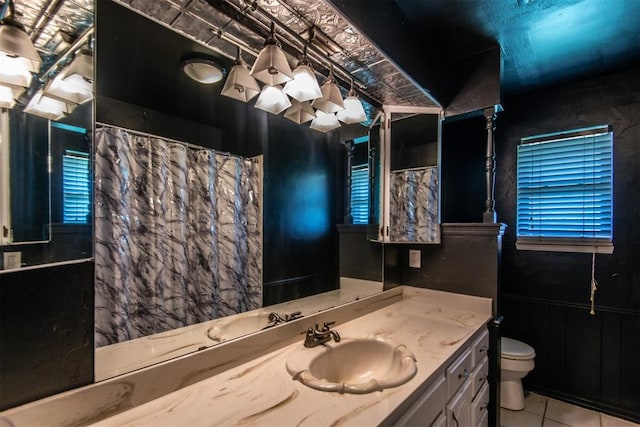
xmin=89 ymin=287 xmax=491 ymax=426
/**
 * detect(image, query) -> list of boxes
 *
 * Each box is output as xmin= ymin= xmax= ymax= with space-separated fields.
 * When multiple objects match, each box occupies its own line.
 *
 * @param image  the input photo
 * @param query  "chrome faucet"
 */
xmin=303 ymin=321 xmax=341 ymax=348
xmin=264 ymin=311 xmax=304 ymax=330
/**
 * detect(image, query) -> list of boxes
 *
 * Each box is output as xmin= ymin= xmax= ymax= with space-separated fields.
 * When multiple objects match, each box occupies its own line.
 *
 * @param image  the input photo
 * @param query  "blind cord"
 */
xmin=590 ymin=252 xmax=598 ymax=315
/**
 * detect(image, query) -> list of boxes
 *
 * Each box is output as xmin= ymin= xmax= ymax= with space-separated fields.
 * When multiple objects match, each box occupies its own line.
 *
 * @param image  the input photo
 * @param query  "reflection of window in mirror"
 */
xmin=50 ymin=123 xmax=91 ymax=226
xmin=351 ymin=135 xmax=369 ymax=225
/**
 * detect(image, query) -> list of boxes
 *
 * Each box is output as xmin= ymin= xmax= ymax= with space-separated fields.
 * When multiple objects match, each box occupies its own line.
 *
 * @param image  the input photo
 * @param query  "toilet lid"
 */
xmin=502 ymin=337 xmax=535 ymax=360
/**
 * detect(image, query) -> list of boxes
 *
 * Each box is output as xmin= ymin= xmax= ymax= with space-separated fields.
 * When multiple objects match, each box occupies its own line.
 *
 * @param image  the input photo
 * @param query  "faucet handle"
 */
xmin=321 ymin=321 xmax=335 ymax=331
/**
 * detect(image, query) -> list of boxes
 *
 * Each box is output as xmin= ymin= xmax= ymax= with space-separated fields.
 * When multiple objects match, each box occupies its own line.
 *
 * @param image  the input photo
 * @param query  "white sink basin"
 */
xmin=286 ymin=337 xmax=417 ymax=394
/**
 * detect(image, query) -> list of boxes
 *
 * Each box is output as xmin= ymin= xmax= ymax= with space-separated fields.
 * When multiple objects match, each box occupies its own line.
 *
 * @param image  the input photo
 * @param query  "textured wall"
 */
xmin=496 ymin=68 xmax=640 ymax=421
xmin=0 ymin=261 xmax=94 ymax=410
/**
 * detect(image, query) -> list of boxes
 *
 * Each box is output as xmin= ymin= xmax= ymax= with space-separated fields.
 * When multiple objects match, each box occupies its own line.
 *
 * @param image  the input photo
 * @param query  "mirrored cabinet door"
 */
xmin=374 ymin=105 xmax=443 ymax=244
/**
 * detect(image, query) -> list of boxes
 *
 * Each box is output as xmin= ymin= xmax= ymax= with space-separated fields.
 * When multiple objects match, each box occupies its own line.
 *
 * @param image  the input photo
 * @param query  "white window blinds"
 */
xmin=516 ymin=125 xmax=613 ymax=253
xmin=351 ymin=164 xmax=369 ymax=225
xmin=63 ymin=150 xmax=90 ymax=224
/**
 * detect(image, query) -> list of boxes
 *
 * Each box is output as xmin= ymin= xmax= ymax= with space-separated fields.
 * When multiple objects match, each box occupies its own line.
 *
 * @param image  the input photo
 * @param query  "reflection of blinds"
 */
xmin=63 ymin=150 xmax=90 ymax=224
xmin=517 ymin=126 xmax=613 ymax=241
xmin=351 ymin=164 xmax=369 ymax=224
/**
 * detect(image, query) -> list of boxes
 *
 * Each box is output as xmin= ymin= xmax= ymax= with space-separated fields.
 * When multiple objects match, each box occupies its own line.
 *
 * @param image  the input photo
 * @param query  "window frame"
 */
xmin=515 ymin=125 xmax=614 ymax=254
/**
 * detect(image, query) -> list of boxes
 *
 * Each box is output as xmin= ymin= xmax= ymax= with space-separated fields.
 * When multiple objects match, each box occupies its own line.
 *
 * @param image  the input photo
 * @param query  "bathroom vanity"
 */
xmin=0 ymin=286 xmax=492 ymax=426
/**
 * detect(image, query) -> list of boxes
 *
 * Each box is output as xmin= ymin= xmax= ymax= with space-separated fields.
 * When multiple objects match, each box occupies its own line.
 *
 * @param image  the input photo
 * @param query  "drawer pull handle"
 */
xmin=458 ymin=369 xmax=470 ymax=379
xmin=478 ymin=346 xmax=488 ymax=353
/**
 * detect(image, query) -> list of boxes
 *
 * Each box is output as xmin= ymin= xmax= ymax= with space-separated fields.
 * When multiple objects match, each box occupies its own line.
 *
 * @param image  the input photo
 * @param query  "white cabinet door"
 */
xmin=446 ymin=379 xmax=472 ymax=427
xmin=394 ymin=374 xmax=446 ymax=427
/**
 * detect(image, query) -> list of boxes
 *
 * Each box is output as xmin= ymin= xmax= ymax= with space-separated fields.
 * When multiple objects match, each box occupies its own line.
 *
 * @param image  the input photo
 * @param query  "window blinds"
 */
xmin=351 ymin=164 xmax=369 ymax=225
xmin=62 ymin=150 xmax=90 ymax=224
xmin=516 ymin=126 xmax=613 ymax=244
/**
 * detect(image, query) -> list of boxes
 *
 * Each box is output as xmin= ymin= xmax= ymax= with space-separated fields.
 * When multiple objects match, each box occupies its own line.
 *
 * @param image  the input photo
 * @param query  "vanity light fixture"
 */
xmin=254 ymin=84 xmax=291 ymax=115
xmin=310 ymin=110 xmax=341 ymax=133
xmin=0 ymin=83 xmax=22 ymax=108
xmin=182 ymin=56 xmax=225 ymax=84
xmin=0 ymin=0 xmax=41 ymax=88
xmin=44 ymin=52 xmax=93 ymax=105
xmin=221 ymin=48 xmax=260 ymax=102
xmin=283 ymin=47 xmax=322 ymax=102
xmin=284 ymin=99 xmax=315 ymax=124
xmin=311 ymin=66 xmax=344 ymax=114
xmin=336 ymin=79 xmax=367 ymax=124
xmin=250 ymin=22 xmax=293 ymax=86
xmin=24 ymin=89 xmax=72 ymax=120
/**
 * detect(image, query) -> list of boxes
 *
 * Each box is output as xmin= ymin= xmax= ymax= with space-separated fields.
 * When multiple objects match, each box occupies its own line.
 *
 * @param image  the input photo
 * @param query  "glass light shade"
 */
xmin=64 ymin=53 xmax=93 ymax=82
xmin=310 ymin=110 xmax=341 ymax=133
xmin=284 ymin=100 xmax=315 ymax=124
xmin=336 ymin=95 xmax=367 ymax=124
xmin=254 ymin=85 xmax=291 ymax=115
xmin=0 ymin=19 xmax=41 ymax=74
xmin=0 ymin=83 xmax=23 ymax=108
xmin=183 ymin=58 xmax=224 ymax=84
xmin=45 ymin=73 xmax=93 ymax=105
xmin=221 ymin=61 xmax=260 ymax=103
xmin=283 ymin=64 xmax=322 ymax=102
xmin=24 ymin=90 xmax=72 ymax=121
xmin=0 ymin=52 xmax=33 ymax=87
xmin=312 ymin=79 xmax=345 ymax=114
xmin=250 ymin=43 xmax=293 ymax=86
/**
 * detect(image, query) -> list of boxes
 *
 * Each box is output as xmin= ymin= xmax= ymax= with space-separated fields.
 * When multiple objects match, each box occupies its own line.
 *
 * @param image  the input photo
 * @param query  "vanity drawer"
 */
xmin=470 ymin=355 xmax=489 ymax=398
xmin=471 ymin=381 xmax=490 ymax=427
xmin=471 ymin=329 xmax=489 ymax=367
xmin=446 ymin=348 xmax=472 ymax=399
xmin=394 ymin=374 xmax=446 ymax=427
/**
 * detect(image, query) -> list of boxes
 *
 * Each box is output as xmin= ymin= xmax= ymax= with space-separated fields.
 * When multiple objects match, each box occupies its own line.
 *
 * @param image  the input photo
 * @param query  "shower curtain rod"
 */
xmin=96 ymin=122 xmax=258 ymax=163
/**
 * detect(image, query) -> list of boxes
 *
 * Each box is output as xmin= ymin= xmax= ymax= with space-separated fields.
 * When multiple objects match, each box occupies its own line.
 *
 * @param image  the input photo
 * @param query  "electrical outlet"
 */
xmin=409 ymin=249 xmax=421 ymax=269
xmin=3 ymin=251 xmax=21 ymax=270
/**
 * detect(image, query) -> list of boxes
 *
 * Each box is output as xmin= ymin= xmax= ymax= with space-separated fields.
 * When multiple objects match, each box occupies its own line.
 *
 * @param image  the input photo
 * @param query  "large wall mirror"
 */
xmin=91 ymin=0 xmax=383 ymax=381
xmin=1 ymin=0 xmax=439 ymax=411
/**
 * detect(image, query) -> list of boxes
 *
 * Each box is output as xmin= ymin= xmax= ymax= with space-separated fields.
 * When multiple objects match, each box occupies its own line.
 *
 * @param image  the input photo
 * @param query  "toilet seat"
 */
xmin=502 ymin=337 xmax=535 ymax=360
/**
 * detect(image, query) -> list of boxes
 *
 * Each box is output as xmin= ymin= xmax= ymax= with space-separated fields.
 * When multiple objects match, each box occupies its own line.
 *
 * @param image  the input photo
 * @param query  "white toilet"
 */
xmin=501 ymin=337 xmax=536 ymax=410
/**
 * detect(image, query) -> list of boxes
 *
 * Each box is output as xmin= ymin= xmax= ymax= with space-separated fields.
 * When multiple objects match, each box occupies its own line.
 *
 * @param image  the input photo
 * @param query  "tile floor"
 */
xmin=500 ymin=392 xmax=640 ymax=427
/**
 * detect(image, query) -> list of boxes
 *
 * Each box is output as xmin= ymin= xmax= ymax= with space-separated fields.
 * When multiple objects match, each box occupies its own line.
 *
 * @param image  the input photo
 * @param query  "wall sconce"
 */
xmin=284 ymin=99 xmax=315 ymax=124
xmin=336 ymin=79 xmax=366 ymax=124
xmin=24 ymin=90 xmax=72 ymax=120
xmin=182 ymin=55 xmax=225 ymax=84
xmin=250 ymin=23 xmax=293 ymax=86
xmin=221 ymin=48 xmax=260 ymax=102
xmin=0 ymin=1 xmax=41 ymax=89
xmin=254 ymin=84 xmax=291 ymax=114
xmin=312 ymin=66 xmax=344 ymax=114
xmin=310 ymin=110 xmax=340 ymax=133
xmin=283 ymin=47 xmax=322 ymax=102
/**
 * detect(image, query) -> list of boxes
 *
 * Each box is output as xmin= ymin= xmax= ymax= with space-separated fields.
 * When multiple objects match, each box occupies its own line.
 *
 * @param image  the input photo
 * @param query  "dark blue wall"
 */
xmin=439 ymin=67 xmax=640 ymax=422
xmin=0 ymin=261 xmax=94 ymax=410
xmin=496 ymin=67 xmax=640 ymax=422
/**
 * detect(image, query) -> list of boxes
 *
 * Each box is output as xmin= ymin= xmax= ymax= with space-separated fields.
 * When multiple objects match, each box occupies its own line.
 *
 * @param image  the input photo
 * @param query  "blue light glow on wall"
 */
xmin=287 ymin=173 xmax=330 ymax=239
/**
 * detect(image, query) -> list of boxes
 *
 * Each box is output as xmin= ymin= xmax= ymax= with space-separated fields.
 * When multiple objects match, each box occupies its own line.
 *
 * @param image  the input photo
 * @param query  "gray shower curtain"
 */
xmin=389 ymin=166 xmax=439 ymax=242
xmin=94 ymin=127 xmax=262 ymax=347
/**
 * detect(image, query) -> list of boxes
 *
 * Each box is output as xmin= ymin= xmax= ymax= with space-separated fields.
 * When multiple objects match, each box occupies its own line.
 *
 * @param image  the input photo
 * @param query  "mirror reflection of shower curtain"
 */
xmin=389 ymin=166 xmax=438 ymax=243
xmin=94 ymin=127 xmax=262 ymax=347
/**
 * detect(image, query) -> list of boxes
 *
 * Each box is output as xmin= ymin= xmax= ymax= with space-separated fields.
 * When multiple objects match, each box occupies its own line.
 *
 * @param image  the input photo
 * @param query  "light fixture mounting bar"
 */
xmin=210 ymin=0 xmax=381 ymax=108
xmin=39 ymin=25 xmax=94 ymax=82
